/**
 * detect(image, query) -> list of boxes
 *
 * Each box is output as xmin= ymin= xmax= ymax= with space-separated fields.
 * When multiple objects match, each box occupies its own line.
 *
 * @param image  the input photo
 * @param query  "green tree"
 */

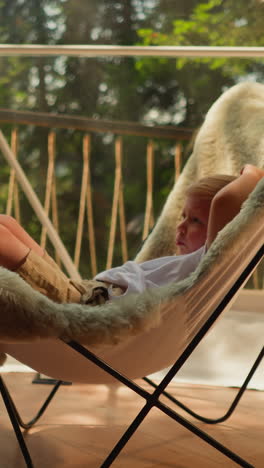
xmin=137 ymin=0 xmax=264 ymax=126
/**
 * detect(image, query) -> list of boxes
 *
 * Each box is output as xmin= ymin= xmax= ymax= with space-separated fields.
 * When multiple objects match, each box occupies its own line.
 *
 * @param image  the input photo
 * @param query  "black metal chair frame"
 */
xmin=0 ymin=244 xmax=263 ymax=468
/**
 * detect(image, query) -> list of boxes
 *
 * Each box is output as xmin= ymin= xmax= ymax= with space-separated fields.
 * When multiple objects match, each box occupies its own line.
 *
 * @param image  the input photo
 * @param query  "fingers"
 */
xmin=240 ymin=164 xmax=264 ymax=180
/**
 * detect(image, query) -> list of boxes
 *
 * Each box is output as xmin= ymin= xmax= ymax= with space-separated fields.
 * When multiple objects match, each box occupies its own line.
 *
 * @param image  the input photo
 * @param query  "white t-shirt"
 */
xmin=95 ymin=246 xmax=205 ymax=299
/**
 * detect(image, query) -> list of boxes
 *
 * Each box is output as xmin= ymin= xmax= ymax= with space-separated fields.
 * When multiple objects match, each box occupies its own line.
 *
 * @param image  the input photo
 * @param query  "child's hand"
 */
xmin=207 ymin=163 xmax=264 ymax=249
xmin=240 ymin=164 xmax=264 ymax=181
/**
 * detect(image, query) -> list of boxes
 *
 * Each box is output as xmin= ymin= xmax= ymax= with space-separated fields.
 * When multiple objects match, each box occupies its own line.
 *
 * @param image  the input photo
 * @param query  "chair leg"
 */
xmin=143 ymin=346 xmax=264 ymax=424
xmin=66 ymin=340 xmax=254 ymax=468
xmin=155 ymin=397 xmax=254 ymax=468
xmin=101 ymin=384 xmax=254 ymax=468
xmin=0 ymin=375 xmax=33 ymax=467
xmin=1 ymin=375 xmax=62 ymax=429
xmin=0 ymin=375 xmax=62 ymax=467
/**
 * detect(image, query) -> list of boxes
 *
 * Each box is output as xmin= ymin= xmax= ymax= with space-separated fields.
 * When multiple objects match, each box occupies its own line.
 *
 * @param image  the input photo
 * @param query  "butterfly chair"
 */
xmin=0 ymin=174 xmax=263 ymax=468
xmin=0 ymin=80 xmax=264 ymax=467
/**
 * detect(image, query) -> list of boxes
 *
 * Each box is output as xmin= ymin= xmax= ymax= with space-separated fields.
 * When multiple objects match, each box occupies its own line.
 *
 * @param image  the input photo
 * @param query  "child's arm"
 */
xmin=207 ymin=164 xmax=264 ymax=248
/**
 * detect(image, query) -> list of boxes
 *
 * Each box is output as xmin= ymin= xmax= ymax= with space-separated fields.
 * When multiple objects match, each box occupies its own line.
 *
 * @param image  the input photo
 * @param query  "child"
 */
xmin=0 ymin=164 xmax=263 ymax=304
xmin=95 ymin=174 xmax=237 ymax=298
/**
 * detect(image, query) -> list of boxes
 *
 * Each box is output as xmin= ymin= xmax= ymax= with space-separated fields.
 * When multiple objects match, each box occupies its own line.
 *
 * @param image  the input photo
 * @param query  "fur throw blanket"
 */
xmin=0 ymin=178 xmax=263 ymax=356
xmin=136 ymin=81 xmax=264 ymax=262
xmin=0 ymin=81 xmax=264 ymax=365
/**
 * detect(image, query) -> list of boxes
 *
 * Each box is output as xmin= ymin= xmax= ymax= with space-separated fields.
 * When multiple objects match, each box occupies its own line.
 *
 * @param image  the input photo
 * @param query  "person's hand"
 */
xmin=207 ymin=163 xmax=264 ymax=249
xmin=240 ymin=164 xmax=264 ymax=181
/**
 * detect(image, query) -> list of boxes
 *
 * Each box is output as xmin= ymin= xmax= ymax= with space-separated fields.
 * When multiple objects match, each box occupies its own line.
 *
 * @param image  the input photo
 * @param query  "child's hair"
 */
xmin=186 ymin=174 xmax=237 ymax=202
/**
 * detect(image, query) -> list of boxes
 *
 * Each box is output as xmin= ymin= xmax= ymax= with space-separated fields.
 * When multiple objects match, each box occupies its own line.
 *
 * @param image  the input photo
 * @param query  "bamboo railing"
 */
xmin=0 ymin=109 xmax=190 ymax=278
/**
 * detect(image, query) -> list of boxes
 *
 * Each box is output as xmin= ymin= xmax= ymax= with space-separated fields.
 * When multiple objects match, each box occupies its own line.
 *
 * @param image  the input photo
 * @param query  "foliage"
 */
xmin=137 ymin=0 xmax=264 ymax=76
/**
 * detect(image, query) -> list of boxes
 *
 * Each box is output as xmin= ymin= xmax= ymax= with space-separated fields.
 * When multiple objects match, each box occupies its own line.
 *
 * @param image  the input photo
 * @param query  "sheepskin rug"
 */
xmin=136 ymin=81 xmax=264 ymax=262
xmin=0 ymin=81 xmax=264 ymax=366
xmin=0 ymin=176 xmax=263 ymax=358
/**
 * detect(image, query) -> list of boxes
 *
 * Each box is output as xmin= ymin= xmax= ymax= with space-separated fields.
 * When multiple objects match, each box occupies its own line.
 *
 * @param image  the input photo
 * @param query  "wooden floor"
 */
xmin=0 ymin=373 xmax=263 ymax=468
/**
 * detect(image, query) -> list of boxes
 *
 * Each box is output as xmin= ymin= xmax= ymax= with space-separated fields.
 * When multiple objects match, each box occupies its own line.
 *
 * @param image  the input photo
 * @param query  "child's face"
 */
xmin=175 ymin=195 xmax=211 ymax=255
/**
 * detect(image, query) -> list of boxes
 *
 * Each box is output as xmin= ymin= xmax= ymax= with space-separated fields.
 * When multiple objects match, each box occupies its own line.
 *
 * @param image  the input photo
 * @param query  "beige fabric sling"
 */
xmin=0 ymin=176 xmax=263 ymax=383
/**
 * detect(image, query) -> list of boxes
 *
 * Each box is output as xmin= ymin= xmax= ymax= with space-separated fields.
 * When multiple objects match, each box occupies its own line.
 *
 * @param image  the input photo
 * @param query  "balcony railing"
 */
xmin=0 ymin=108 xmax=262 ymax=289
